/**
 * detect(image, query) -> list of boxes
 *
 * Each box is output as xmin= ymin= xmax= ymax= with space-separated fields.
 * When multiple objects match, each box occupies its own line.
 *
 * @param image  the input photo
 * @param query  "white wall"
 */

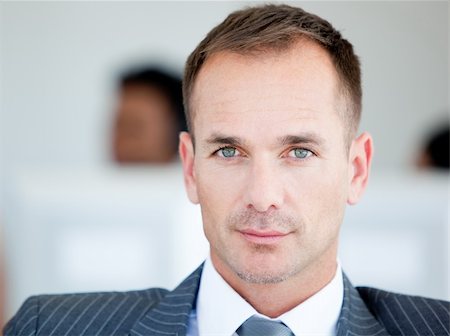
xmin=0 ymin=1 xmax=448 ymax=174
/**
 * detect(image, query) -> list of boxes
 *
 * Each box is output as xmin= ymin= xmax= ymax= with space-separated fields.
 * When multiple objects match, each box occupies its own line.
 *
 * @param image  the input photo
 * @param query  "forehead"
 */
xmin=190 ymin=41 xmax=342 ymax=141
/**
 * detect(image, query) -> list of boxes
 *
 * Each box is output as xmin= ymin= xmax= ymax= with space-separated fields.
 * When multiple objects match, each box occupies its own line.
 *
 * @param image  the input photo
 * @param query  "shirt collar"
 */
xmin=196 ymin=257 xmax=343 ymax=336
xmin=280 ymin=264 xmax=343 ymax=336
xmin=197 ymin=257 xmax=256 ymax=336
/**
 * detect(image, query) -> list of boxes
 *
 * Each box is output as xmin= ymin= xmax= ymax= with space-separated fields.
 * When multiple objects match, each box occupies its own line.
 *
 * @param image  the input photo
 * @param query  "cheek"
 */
xmin=288 ymin=165 xmax=349 ymax=222
xmin=195 ymin=165 xmax=244 ymax=232
xmin=196 ymin=161 xmax=246 ymax=203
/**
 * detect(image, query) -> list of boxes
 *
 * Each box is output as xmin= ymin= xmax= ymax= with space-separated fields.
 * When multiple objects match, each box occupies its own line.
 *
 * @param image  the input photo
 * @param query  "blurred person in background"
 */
xmin=112 ymin=67 xmax=187 ymax=164
xmin=416 ymin=123 xmax=449 ymax=170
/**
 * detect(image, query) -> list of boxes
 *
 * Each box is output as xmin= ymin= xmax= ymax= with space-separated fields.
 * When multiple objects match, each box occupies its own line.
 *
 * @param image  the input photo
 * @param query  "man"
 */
xmin=113 ymin=67 xmax=186 ymax=164
xmin=4 ymin=4 xmax=449 ymax=336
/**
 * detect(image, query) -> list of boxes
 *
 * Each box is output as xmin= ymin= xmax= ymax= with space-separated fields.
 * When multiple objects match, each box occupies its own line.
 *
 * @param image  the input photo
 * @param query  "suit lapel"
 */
xmin=130 ymin=266 xmax=390 ymax=336
xmin=336 ymin=273 xmax=389 ymax=336
xmin=129 ymin=264 xmax=204 ymax=336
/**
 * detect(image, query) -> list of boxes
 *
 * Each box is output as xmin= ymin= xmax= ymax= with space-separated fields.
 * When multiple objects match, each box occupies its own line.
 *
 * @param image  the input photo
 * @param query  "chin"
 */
xmin=233 ymin=259 xmax=298 ymax=284
xmin=235 ymin=268 xmax=294 ymax=284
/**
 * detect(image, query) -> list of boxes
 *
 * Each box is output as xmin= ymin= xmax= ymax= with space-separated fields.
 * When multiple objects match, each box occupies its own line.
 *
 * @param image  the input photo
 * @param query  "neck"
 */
xmin=211 ymin=252 xmax=338 ymax=318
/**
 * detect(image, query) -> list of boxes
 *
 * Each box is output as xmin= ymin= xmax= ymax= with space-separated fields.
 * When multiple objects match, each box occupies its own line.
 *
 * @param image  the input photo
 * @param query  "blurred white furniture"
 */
xmin=2 ymin=167 xmax=448 ymax=321
xmin=340 ymin=172 xmax=449 ymax=300
xmin=3 ymin=165 xmax=208 ymax=320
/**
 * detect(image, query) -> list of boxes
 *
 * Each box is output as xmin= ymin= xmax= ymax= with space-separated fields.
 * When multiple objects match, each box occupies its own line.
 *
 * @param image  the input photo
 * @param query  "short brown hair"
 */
xmin=183 ymin=4 xmax=361 ymax=140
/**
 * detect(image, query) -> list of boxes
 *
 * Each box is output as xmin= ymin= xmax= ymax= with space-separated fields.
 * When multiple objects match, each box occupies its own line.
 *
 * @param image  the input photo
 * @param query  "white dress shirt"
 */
xmin=187 ymin=257 xmax=343 ymax=336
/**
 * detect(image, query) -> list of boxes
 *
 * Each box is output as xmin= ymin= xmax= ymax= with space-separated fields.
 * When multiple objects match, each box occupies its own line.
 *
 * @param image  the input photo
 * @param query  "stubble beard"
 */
xmin=222 ymin=208 xmax=304 ymax=285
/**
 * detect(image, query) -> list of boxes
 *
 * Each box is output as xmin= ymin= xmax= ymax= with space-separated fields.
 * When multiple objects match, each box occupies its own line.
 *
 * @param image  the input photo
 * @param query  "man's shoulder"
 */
xmin=4 ymin=287 xmax=169 ymax=336
xmin=25 ymin=287 xmax=170 ymax=310
xmin=356 ymin=286 xmax=450 ymax=335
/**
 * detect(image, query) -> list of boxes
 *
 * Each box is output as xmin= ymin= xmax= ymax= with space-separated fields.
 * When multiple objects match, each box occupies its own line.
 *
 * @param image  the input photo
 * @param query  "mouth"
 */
xmin=238 ymin=229 xmax=289 ymax=245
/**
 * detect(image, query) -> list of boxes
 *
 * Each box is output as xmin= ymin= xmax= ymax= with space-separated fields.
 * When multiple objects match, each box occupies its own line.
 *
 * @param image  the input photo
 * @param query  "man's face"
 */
xmin=180 ymin=41 xmax=370 ymax=285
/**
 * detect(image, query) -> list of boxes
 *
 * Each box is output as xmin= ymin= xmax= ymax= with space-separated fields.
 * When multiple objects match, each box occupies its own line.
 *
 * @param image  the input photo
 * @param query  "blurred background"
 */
xmin=0 ymin=1 xmax=448 ymax=327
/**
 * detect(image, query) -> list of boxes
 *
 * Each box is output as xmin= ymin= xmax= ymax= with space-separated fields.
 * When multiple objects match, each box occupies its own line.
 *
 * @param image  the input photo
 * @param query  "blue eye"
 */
xmin=289 ymin=148 xmax=312 ymax=159
xmin=218 ymin=147 xmax=238 ymax=158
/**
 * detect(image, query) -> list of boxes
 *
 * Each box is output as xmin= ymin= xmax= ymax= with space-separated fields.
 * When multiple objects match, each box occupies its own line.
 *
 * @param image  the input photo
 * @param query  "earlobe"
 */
xmin=179 ymin=132 xmax=199 ymax=204
xmin=347 ymin=132 xmax=373 ymax=205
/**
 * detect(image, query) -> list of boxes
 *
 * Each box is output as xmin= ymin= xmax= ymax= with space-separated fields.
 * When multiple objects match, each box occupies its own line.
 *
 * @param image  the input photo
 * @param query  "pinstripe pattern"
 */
xmin=129 ymin=266 xmax=202 ymax=336
xmin=3 ymin=288 xmax=168 ymax=336
xmin=357 ymin=285 xmax=450 ymax=336
xmin=337 ymin=275 xmax=389 ymax=336
xmin=4 ymin=265 xmax=449 ymax=335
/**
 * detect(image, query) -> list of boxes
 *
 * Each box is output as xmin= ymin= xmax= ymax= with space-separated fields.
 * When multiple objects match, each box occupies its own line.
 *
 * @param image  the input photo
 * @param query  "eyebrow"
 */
xmin=204 ymin=134 xmax=246 ymax=148
xmin=203 ymin=132 xmax=325 ymax=150
xmin=278 ymin=133 xmax=325 ymax=147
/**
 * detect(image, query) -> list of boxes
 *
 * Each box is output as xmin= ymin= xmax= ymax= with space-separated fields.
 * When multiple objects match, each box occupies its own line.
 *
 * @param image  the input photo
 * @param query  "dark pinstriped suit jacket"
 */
xmin=4 ymin=264 xmax=450 ymax=336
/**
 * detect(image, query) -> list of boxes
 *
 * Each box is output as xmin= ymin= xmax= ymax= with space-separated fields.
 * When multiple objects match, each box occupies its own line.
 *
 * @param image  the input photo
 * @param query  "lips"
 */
xmin=239 ymin=229 xmax=289 ymax=244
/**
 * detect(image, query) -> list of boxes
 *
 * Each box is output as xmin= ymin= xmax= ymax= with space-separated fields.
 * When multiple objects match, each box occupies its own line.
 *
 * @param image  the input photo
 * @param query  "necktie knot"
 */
xmin=236 ymin=315 xmax=294 ymax=336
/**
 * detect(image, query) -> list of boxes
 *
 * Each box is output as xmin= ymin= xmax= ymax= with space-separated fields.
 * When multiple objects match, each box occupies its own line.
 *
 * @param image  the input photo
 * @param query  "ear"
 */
xmin=347 ymin=132 xmax=373 ymax=205
xmin=179 ymin=132 xmax=199 ymax=204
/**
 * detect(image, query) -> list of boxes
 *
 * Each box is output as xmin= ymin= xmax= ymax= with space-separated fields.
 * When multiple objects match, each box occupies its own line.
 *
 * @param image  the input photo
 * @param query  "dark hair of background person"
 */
xmin=113 ymin=67 xmax=187 ymax=163
xmin=417 ymin=125 xmax=449 ymax=170
xmin=183 ymin=4 xmax=361 ymax=145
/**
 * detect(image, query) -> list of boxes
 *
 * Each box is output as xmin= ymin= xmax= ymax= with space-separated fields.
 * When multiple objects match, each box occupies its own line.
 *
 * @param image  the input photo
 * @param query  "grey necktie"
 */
xmin=236 ymin=315 xmax=295 ymax=336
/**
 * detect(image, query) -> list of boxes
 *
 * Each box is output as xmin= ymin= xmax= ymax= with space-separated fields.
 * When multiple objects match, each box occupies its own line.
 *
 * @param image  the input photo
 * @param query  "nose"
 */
xmin=244 ymin=158 xmax=284 ymax=212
